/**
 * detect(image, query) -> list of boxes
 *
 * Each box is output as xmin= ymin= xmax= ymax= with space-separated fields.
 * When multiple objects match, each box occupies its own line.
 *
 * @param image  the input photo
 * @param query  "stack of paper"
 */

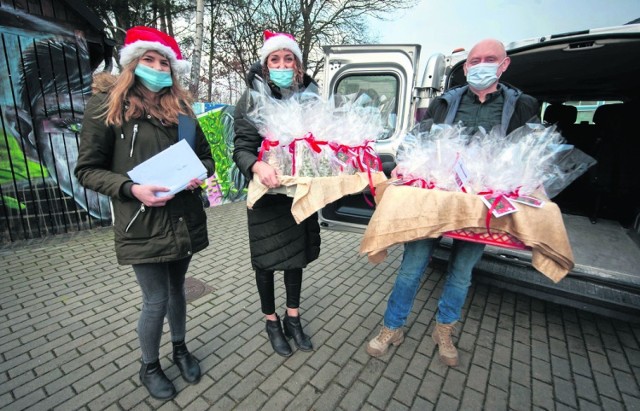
xmin=128 ymin=139 xmax=207 ymax=198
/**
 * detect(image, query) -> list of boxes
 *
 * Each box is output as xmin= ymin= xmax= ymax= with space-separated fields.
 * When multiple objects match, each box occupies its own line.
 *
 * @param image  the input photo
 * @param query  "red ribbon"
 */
xmin=402 ymin=178 xmax=435 ymax=189
xmin=351 ymin=141 xmax=382 ymax=196
xmin=287 ymin=133 xmax=328 ymax=176
xmin=258 ymin=139 xmax=280 ymax=162
xmin=478 ymin=187 xmax=521 ymax=233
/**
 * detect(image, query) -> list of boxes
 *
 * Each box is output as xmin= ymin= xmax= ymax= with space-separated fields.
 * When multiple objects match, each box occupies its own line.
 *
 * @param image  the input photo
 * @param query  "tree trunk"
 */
xmin=189 ymin=0 xmax=205 ymax=98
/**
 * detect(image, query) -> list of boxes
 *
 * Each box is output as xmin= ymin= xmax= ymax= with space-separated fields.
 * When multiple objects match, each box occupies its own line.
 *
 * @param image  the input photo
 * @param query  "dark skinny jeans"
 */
xmin=255 ymin=268 xmax=303 ymax=315
xmin=132 ymin=257 xmax=191 ymax=364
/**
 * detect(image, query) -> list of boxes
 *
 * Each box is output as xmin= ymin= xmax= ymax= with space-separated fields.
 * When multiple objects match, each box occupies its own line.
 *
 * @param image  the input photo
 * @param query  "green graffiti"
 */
xmin=198 ymin=108 xmax=245 ymax=201
xmin=1 ymin=129 xmax=48 ymax=210
xmin=1 ymin=195 xmax=26 ymax=210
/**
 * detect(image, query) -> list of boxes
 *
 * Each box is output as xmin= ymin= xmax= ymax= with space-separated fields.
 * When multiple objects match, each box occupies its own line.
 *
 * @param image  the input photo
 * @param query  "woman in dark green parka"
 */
xmin=75 ymin=26 xmax=214 ymax=401
xmin=233 ymin=30 xmax=321 ymax=358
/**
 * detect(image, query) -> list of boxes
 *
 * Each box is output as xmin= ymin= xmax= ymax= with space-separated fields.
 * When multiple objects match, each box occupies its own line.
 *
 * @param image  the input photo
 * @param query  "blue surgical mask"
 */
xmin=134 ymin=64 xmax=173 ymax=92
xmin=268 ymin=68 xmax=295 ymax=89
xmin=466 ymin=62 xmax=502 ymax=90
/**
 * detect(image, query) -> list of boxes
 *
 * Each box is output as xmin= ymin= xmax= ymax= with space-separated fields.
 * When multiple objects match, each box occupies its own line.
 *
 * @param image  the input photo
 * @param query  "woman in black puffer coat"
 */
xmin=233 ymin=30 xmax=320 ymax=357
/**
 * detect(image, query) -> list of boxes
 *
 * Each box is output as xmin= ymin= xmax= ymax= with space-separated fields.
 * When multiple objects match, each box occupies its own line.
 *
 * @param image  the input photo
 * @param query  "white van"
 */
xmin=318 ymin=23 xmax=640 ymax=321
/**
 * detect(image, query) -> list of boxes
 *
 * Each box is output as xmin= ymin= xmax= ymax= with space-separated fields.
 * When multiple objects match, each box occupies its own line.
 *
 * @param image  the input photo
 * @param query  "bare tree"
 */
xmin=202 ymin=0 xmax=416 ymax=87
xmin=190 ymin=0 xmax=206 ymax=96
xmin=86 ymin=0 xmax=195 ymax=69
xmin=86 ymin=0 xmax=417 ymax=103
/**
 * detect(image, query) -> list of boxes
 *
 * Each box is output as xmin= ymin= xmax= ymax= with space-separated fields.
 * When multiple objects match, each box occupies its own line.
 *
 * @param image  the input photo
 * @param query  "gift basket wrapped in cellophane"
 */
xmin=244 ymin=82 xmax=388 ymax=223
xmin=360 ymin=122 xmax=597 ymax=282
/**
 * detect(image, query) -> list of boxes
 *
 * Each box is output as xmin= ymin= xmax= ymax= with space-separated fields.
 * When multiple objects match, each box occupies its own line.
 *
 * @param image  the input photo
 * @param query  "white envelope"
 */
xmin=127 ymin=140 xmax=207 ymax=198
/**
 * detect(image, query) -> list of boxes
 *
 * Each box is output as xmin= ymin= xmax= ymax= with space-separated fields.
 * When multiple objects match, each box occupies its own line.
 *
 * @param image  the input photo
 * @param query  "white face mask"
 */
xmin=466 ymin=62 xmax=502 ymax=90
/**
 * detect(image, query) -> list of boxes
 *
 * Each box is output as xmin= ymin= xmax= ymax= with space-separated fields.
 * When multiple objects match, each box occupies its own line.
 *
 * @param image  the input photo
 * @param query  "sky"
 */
xmin=370 ymin=0 xmax=640 ymax=72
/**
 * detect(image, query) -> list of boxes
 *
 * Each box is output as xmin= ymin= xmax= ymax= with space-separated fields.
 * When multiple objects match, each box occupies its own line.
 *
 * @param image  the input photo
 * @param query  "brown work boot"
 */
xmin=432 ymin=322 xmax=459 ymax=367
xmin=366 ymin=326 xmax=404 ymax=357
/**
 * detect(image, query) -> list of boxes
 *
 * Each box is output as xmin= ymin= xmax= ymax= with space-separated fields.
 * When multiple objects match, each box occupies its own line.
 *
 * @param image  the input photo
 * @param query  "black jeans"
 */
xmin=255 ymin=268 xmax=303 ymax=315
xmin=132 ymin=257 xmax=191 ymax=363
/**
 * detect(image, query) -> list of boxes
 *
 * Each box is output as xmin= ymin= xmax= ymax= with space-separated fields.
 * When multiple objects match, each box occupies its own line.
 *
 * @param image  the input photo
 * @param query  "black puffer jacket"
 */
xmin=75 ymin=92 xmax=215 ymax=265
xmin=233 ymin=62 xmax=321 ymax=271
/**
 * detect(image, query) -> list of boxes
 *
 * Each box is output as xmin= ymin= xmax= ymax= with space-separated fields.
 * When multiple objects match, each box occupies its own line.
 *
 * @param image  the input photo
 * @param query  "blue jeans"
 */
xmin=383 ymin=238 xmax=485 ymax=328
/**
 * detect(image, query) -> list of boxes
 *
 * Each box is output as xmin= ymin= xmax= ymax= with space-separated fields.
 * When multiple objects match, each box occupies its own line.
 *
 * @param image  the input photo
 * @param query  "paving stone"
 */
xmin=409 ymin=396 xmax=434 ymax=411
xmin=574 ymin=373 xmax=600 ymax=404
xmin=551 ymin=354 xmax=572 ymax=380
xmin=509 ymin=381 xmax=532 ymax=410
xmin=339 ymin=381 xmax=371 ymax=411
xmin=459 ymin=387 xmax=484 ymax=411
xmin=593 ymin=370 xmax=622 ymax=401
xmin=234 ymin=387 xmax=268 ymax=411
xmin=358 ymin=358 xmax=386 ymax=388
xmin=1 ymin=202 xmax=639 ymax=411
xmin=310 ymin=361 xmax=341 ymax=391
xmin=484 ymin=385 xmax=508 ymax=410
xmin=532 ymin=356 xmax=552 ymax=383
xmin=284 ymin=384 xmax=321 ymax=411
xmin=312 ymin=383 xmax=346 ymax=411
xmin=418 ymin=371 xmax=443 ymax=404
xmin=488 ymin=363 xmax=510 ymax=390
xmin=261 ymin=388 xmax=294 ymax=411
xmin=554 ymin=376 xmax=578 ymax=408
xmin=367 ymin=376 xmax=396 ymax=409
xmin=392 ymin=372 xmax=420 ymax=407
xmin=88 ymin=379 xmax=137 ymax=411
xmin=600 ymin=395 xmax=626 ymax=411
xmin=201 ymin=371 xmax=241 ymax=404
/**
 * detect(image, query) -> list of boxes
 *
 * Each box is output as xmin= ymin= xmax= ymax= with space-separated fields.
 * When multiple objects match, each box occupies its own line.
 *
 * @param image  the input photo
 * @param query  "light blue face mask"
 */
xmin=466 ymin=61 xmax=502 ymax=90
xmin=268 ymin=68 xmax=295 ymax=89
xmin=134 ymin=64 xmax=173 ymax=92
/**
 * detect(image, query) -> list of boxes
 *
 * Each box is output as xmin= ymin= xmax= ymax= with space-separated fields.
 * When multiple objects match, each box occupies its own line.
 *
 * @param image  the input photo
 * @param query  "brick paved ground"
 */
xmin=1 ymin=201 xmax=640 ymax=410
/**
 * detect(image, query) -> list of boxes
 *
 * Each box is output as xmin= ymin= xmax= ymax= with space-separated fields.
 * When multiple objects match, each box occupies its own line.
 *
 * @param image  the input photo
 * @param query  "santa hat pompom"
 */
xmin=259 ymin=30 xmax=303 ymax=65
xmin=119 ymin=26 xmax=191 ymax=76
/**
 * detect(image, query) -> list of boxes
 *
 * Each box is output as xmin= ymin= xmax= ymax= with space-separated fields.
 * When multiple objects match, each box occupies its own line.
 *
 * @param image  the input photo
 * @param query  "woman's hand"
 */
xmin=131 ymin=184 xmax=174 ymax=207
xmin=251 ymin=161 xmax=280 ymax=188
xmin=186 ymin=178 xmax=203 ymax=191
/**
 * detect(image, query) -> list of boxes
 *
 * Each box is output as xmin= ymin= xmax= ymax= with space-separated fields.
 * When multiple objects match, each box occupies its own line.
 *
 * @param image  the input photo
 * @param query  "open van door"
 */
xmin=318 ymin=44 xmax=421 ymax=231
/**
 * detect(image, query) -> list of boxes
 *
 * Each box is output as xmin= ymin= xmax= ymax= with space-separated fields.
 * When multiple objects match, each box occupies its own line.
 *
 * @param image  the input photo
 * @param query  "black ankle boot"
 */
xmin=172 ymin=341 xmax=201 ymax=384
xmin=139 ymin=360 xmax=177 ymax=400
xmin=282 ymin=312 xmax=313 ymax=351
xmin=266 ymin=315 xmax=292 ymax=357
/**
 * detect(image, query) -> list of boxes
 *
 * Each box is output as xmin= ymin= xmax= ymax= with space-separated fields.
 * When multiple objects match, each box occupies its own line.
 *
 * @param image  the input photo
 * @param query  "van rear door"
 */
xmin=319 ymin=44 xmax=421 ymax=231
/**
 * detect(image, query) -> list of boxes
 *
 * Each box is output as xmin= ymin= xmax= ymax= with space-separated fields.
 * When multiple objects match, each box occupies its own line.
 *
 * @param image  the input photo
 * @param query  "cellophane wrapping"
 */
xmin=245 ymin=82 xmax=384 ymax=177
xmin=395 ymin=122 xmax=596 ymax=198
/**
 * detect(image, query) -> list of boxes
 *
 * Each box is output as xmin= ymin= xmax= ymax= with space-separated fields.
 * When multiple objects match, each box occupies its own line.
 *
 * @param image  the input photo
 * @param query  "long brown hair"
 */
xmin=103 ymin=59 xmax=194 ymax=127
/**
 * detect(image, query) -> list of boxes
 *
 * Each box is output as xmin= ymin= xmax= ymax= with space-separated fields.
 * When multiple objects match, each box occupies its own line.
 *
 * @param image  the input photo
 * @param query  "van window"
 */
xmin=335 ymin=74 xmax=399 ymax=140
xmin=543 ymin=101 xmax=623 ymax=125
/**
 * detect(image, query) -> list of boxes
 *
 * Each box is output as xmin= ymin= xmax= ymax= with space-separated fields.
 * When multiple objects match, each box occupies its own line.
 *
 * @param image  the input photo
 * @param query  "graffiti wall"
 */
xmin=0 ymin=13 xmax=115 ymax=243
xmin=0 ymin=15 xmax=243 ymax=244
xmin=197 ymin=105 xmax=247 ymax=207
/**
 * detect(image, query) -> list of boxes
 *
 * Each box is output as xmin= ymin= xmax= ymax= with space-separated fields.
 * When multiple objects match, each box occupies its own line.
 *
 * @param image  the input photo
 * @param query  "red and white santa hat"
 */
xmin=119 ymin=26 xmax=191 ymax=76
xmin=259 ymin=30 xmax=303 ymax=65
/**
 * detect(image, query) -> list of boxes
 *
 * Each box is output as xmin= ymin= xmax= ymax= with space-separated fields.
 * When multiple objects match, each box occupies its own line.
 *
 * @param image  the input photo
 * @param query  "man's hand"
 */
xmin=251 ymin=161 xmax=280 ymax=188
xmin=131 ymin=184 xmax=174 ymax=207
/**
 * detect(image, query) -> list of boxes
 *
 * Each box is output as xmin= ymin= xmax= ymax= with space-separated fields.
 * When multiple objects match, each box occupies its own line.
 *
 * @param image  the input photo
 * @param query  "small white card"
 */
xmin=128 ymin=140 xmax=207 ymax=198
xmin=453 ymin=156 xmax=471 ymax=193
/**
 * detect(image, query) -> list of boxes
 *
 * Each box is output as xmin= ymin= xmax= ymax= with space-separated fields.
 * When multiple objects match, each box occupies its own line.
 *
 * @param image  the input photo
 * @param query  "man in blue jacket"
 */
xmin=366 ymin=39 xmax=540 ymax=367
